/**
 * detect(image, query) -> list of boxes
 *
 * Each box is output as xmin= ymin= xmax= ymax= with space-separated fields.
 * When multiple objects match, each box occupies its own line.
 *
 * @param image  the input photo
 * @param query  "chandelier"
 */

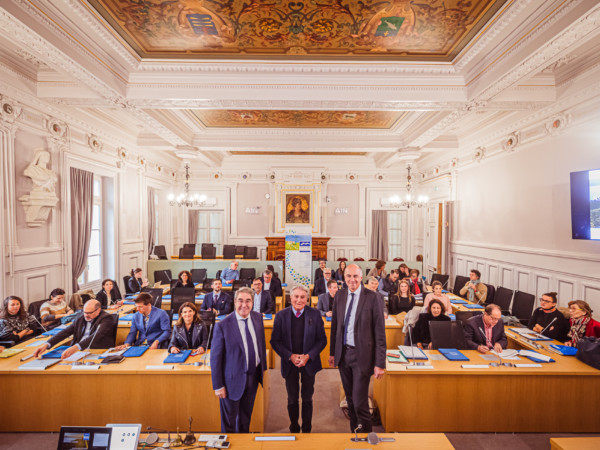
xmin=386 ymin=164 xmax=428 ymax=209
xmin=167 ymin=164 xmax=209 ymax=207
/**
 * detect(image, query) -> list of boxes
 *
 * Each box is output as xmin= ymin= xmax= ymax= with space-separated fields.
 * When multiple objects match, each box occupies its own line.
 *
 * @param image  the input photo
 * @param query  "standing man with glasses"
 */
xmin=33 ymin=299 xmax=114 ymax=359
xmin=211 ymin=287 xmax=267 ymax=433
xmin=329 ymin=264 xmax=386 ymax=433
xmin=464 ymin=304 xmax=507 ymax=353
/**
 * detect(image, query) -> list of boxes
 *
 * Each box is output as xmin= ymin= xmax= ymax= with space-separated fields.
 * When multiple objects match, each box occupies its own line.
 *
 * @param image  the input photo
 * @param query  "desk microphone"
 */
xmin=351 ymin=424 xmax=366 ymax=442
xmin=367 ymin=432 xmax=395 ymax=444
xmin=540 ymin=317 xmax=557 ymax=336
xmin=407 ymin=323 xmax=416 ymax=365
xmin=32 ymin=315 xmax=48 ymax=334
xmin=77 ymin=322 xmax=101 ymax=365
xmin=146 ymin=426 xmax=171 ymax=448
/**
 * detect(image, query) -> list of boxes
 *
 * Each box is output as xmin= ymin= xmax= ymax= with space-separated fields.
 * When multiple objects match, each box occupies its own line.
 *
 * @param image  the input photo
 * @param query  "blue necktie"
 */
xmin=343 ymin=293 xmax=355 ymax=346
xmin=243 ymin=318 xmax=256 ymax=372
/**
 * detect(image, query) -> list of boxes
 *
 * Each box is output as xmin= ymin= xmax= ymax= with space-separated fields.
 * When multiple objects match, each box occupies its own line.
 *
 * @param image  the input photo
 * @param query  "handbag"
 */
xmin=575 ymin=337 xmax=600 ymax=370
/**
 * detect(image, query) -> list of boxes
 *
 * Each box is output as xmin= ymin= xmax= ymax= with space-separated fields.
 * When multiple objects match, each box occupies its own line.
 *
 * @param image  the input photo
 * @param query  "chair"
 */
xmin=111 ymin=281 xmax=123 ymax=303
xmin=191 ymin=269 xmax=207 ymax=284
xmin=198 ymin=310 xmax=216 ymax=349
xmin=368 ymin=258 xmax=378 ymax=261
xmin=154 ymin=245 xmax=168 ymax=260
xmin=239 ymin=268 xmax=256 ymax=281
xmin=233 ymin=279 xmax=251 ymax=292
xmin=494 ymin=287 xmax=514 ymax=315
xmin=179 ymin=247 xmax=195 ymax=259
xmin=393 ymin=257 xmax=404 ymax=261
xmin=202 ymin=279 xmax=214 ymax=293
xmin=154 ymin=270 xmax=172 ymax=285
xmin=244 ymin=247 xmax=257 ymax=259
xmin=454 ymin=310 xmax=483 ymax=325
xmin=235 ymin=246 xmax=247 ymax=256
xmin=141 ymin=288 xmax=163 ymax=309
xmin=110 ymin=313 xmax=120 ymax=347
xmin=215 ymin=270 xmax=222 ymax=280
xmin=511 ymin=291 xmax=536 ymax=325
xmin=27 ymin=299 xmax=47 ymax=321
xmin=184 ymin=243 xmax=196 ymax=250
xmin=453 ymin=275 xmax=470 ymax=296
xmin=170 ymin=279 xmax=179 ymax=289
xmin=201 ymin=245 xmax=216 ymax=259
xmin=354 ymin=257 xmax=365 ymax=261
xmin=123 ymin=275 xmax=134 ymax=294
xmin=171 ymin=287 xmax=196 ymax=313
xmin=484 ymin=284 xmax=496 ymax=305
xmin=429 ymin=320 xmax=468 ymax=350
xmin=431 ymin=273 xmax=450 ymax=289
xmin=337 ymin=257 xmax=348 ymax=261
xmin=222 ymin=245 xmax=236 ymax=259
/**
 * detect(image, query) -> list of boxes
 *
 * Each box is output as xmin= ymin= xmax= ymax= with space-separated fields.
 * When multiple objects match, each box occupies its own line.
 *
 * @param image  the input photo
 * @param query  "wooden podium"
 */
xmin=265 ymin=237 xmax=330 ymax=261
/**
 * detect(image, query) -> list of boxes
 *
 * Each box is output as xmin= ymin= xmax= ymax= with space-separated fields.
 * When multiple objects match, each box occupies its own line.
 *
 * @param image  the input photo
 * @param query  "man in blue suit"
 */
xmin=211 ymin=287 xmax=267 ymax=433
xmin=201 ymin=279 xmax=233 ymax=315
xmin=119 ymin=293 xmax=171 ymax=349
xmin=251 ymin=278 xmax=274 ymax=314
xmin=271 ymin=285 xmax=327 ymax=433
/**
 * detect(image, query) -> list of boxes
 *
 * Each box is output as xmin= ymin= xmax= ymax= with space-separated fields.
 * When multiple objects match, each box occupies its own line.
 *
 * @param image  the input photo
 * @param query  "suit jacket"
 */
xmin=210 ymin=311 xmax=268 ymax=401
xmin=314 ymin=267 xmax=324 ymax=281
xmin=47 ymin=310 xmax=115 ymax=349
xmin=316 ymin=293 xmax=334 ymax=316
xmin=464 ymin=315 xmax=507 ymax=350
xmin=271 ymin=306 xmax=327 ymax=378
xmin=125 ymin=306 xmax=171 ymax=346
xmin=259 ymin=276 xmax=282 ymax=298
xmin=330 ymin=287 xmax=386 ymax=376
xmin=312 ymin=277 xmax=329 ymax=297
xmin=253 ymin=291 xmax=274 ymax=314
xmin=128 ymin=276 xmax=143 ymax=293
xmin=96 ymin=288 xmax=122 ymax=309
xmin=168 ymin=322 xmax=208 ymax=351
xmin=201 ymin=291 xmax=233 ymax=315
xmin=174 ymin=280 xmax=194 ymax=289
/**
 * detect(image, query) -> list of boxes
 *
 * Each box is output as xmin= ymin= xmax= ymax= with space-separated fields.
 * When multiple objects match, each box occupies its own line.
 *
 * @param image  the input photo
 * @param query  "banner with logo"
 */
xmin=285 ymin=226 xmax=312 ymax=289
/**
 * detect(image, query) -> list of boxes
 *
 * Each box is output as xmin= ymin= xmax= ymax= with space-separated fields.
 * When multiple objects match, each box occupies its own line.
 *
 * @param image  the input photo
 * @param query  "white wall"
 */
xmin=450 ymin=121 xmax=600 ymax=312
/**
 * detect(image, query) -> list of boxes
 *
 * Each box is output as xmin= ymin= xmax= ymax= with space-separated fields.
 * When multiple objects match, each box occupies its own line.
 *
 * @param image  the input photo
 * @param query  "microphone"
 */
xmin=367 ymin=432 xmax=395 ymax=444
xmin=351 ymin=424 xmax=366 ymax=442
xmin=146 ymin=426 xmax=171 ymax=448
xmin=478 ymin=326 xmax=501 ymax=364
xmin=540 ymin=317 xmax=557 ymax=336
xmin=32 ymin=315 xmax=48 ymax=334
xmin=77 ymin=320 xmax=102 ymax=364
xmin=408 ymin=323 xmax=416 ymax=365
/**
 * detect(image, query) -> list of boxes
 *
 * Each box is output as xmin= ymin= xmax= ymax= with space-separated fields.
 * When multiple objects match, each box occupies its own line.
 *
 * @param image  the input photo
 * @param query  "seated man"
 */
xmin=459 ymin=269 xmax=488 ymax=304
xmin=528 ymin=292 xmax=569 ymax=342
xmin=464 ymin=304 xmax=507 ymax=353
xmin=220 ymin=260 xmax=240 ymax=285
xmin=33 ymin=299 xmax=114 ymax=359
xmin=252 ymin=278 xmax=275 ymax=314
xmin=259 ymin=269 xmax=282 ymax=298
xmin=313 ymin=268 xmax=333 ymax=297
xmin=317 ymin=279 xmax=338 ymax=317
xmin=365 ymin=276 xmax=387 ymax=317
xmin=408 ymin=269 xmax=423 ymax=295
xmin=378 ymin=269 xmax=400 ymax=297
xmin=201 ymin=279 xmax=233 ymax=315
xmin=118 ymin=293 xmax=171 ymax=350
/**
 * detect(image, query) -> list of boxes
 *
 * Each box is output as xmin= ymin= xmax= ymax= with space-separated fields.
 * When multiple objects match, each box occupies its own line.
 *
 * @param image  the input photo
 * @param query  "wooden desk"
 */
xmin=550 ymin=437 xmax=600 ymax=450
xmin=139 ymin=432 xmax=453 ymax=449
xmin=374 ymin=349 xmax=600 ymax=432
xmin=0 ymin=345 xmax=268 ymax=432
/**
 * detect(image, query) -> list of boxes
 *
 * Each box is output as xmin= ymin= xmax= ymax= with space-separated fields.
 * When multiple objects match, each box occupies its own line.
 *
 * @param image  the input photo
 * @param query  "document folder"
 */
xmin=42 ymin=345 xmax=70 ymax=358
xmin=438 ymin=348 xmax=470 ymax=361
xmin=163 ymin=350 xmax=191 ymax=364
xmin=123 ymin=346 xmax=149 ymax=357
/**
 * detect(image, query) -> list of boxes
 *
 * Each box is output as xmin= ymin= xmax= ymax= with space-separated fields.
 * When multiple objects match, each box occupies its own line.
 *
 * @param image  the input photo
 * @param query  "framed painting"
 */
xmin=276 ymin=184 xmax=321 ymax=233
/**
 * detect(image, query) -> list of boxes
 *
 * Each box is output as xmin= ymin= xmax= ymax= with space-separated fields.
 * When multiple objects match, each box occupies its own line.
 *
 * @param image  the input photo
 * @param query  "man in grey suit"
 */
xmin=316 ymin=279 xmax=338 ymax=317
xmin=329 ymin=264 xmax=386 ymax=433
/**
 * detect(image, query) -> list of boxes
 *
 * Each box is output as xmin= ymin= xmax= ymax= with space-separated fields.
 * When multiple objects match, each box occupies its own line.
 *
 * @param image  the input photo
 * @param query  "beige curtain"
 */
xmin=148 ymin=187 xmax=156 ymax=255
xmin=188 ymin=209 xmax=199 ymax=251
xmin=370 ymin=210 xmax=389 ymax=261
xmin=70 ymin=167 xmax=94 ymax=291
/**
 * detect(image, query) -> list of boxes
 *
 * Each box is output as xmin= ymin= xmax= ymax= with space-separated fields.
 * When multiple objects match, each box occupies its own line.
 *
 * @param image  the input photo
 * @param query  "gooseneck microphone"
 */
xmin=540 ymin=317 xmax=557 ymax=336
xmin=32 ymin=315 xmax=48 ymax=334
xmin=351 ymin=424 xmax=366 ymax=442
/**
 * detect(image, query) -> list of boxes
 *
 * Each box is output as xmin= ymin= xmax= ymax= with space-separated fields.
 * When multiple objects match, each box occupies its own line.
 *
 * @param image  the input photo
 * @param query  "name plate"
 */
xmin=146 ymin=365 xmax=174 ymax=370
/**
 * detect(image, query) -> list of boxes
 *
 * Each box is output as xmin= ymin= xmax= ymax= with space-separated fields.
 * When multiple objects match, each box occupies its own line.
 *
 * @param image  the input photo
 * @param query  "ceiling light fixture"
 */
xmin=167 ymin=163 xmax=213 ymax=207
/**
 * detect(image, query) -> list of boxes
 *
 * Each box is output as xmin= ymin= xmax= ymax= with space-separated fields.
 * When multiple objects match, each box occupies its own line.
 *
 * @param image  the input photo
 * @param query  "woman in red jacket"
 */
xmin=566 ymin=300 xmax=600 ymax=347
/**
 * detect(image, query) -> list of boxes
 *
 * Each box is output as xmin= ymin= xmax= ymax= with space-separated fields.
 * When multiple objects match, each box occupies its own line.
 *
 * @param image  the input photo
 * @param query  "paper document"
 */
xmin=461 ymin=364 xmax=489 ymax=369
xmin=100 ymin=348 xmax=126 ymax=358
xmin=63 ymin=351 xmax=91 ymax=362
xmin=19 ymin=358 xmax=61 ymax=371
xmin=519 ymin=350 xmax=552 ymax=362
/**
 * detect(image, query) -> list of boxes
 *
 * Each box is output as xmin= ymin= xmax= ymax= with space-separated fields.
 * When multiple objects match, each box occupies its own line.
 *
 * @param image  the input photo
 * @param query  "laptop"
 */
xmin=57 ymin=426 xmax=112 ymax=450
xmin=106 ymin=423 xmax=141 ymax=450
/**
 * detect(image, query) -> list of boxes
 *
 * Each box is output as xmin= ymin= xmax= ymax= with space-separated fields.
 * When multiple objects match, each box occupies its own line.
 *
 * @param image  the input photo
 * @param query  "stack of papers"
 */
xmin=398 ymin=345 xmax=428 ymax=360
xmin=519 ymin=350 xmax=554 ymax=363
xmin=19 ymin=358 xmax=61 ymax=370
xmin=509 ymin=328 xmax=552 ymax=341
xmin=63 ymin=351 xmax=91 ymax=362
xmin=0 ymin=348 xmax=25 ymax=358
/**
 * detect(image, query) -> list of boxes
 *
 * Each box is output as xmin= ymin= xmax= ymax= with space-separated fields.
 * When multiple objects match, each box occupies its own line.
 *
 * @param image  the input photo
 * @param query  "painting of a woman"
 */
xmin=285 ymin=195 xmax=310 ymax=224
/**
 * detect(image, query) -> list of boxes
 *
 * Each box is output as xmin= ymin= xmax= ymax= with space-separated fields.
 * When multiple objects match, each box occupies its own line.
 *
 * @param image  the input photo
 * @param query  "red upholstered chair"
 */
xmin=337 ymin=257 xmax=348 ymax=261
xmin=368 ymin=258 xmax=378 ymax=261
xmin=393 ymin=257 xmax=404 ymax=261
xmin=353 ymin=257 xmax=365 ymax=261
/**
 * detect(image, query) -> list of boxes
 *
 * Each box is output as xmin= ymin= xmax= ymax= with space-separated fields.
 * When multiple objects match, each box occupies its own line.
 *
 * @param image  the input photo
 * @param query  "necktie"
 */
xmin=214 ymin=294 xmax=219 ymax=305
xmin=243 ymin=318 xmax=256 ymax=372
xmin=295 ymin=310 xmax=301 ymax=318
xmin=143 ymin=314 xmax=149 ymax=330
xmin=343 ymin=293 xmax=355 ymax=346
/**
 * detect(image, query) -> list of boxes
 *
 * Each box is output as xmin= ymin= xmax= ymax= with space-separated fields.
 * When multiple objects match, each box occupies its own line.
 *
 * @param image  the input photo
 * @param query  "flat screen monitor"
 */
xmin=57 ymin=426 xmax=112 ymax=450
xmin=570 ymin=168 xmax=600 ymax=240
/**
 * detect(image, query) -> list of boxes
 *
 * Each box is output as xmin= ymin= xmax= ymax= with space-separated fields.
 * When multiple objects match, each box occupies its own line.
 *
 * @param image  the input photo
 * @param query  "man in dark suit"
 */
xmin=201 ymin=279 xmax=233 ymax=315
xmin=317 ymin=279 xmax=338 ymax=317
xmin=329 ymin=264 xmax=386 ymax=433
xmin=464 ymin=304 xmax=507 ymax=353
xmin=314 ymin=259 xmax=326 ymax=281
xmin=119 ymin=293 xmax=171 ymax=350
xmin=33 ymin=299 xmax=115 ymax=359
xmin=251 ymin=278 xmax=274 ymax=314
xmin=312 ymin=268 xmax=332 ymax=297
xmin=211 ymin=287 xmax=268 ymax=433
xmin=259 ymin=269 xmax=282 ymax=298
xmin=378 ymin=270 xmax=400 ymax=297
xmin=271 ymin=285 xmax=327 ymax=433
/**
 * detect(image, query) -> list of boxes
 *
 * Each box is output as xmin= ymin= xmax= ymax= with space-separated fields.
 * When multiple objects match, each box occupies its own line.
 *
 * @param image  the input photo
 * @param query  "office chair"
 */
xmin=153 ymin=270 xmax=172 ymax=285
xmin=171 ymin=287 xmax=196 ymax=314
xmin=154 ymin=245 xmax=168 ymax=260
xmin=222 ymin=245 xmax=236 ymax=259
xmin=494 ymin=287 xmax=514 ymax=315
xmin=453 ymin=276 xmax=470 ymax=296
xmin=191 ymin=269 xmax=207 ymax=284
xmin=511 ymin=291 xmax=536 ymax=325
xmin=429 ymin=320 xmax=468 ymax=350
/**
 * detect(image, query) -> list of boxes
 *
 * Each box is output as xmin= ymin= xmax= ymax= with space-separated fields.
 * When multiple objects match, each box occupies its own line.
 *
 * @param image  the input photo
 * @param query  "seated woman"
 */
xmin=40 ymin=288 xmax=73 ymax=329
xmin=168 ymin=302 xmax=208 ymax=355
xmin=0 ymin=296 xmax=40 ymax=345
xmin=388 ymin=280 xmax=415 ymax=315
xmin=422 ymin=281 xmax=452 ymax=315
xmin=398 ymin=263 xmax=411 ymax=279
xmin=128 ymin=268 xmax=148 ymax=293
xmin=173 ymin=270 xmax=194 ymax=289
xmin=335 ymin=261 xmax=347 ymax=287
xmin=566 ymin=300 xmax=600 ymax=347
xmin=413 ymin=299 xmax=451 ymax=350
xmin=367 ymin=260 xmax=386 ymax=280
xmin=96 ymin=279 xmax=123 ymax=309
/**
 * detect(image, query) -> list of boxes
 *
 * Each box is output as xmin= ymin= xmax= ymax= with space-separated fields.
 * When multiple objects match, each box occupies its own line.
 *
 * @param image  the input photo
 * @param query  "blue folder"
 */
xmin=448 ymin=314 xmax=456 ymax=321
xmin=42 ymin=345 xmax=70 ymax=359
xmin=263 ymin=314 xmax=273 ymax=320
xmin=123 ymin=300 xmax=135 ymax=305
xmin=123 ymin=346 xmax=149 ymax=357
xmin=163 ymin=295 xmax=171 ymax=300
xmin=442 ymin=290 xmax=449 ymax=293
xmin=42 ymin=328 xmax=63 ymax=337
xmin=119 ymin=314 xmax=135 ymax=321
xmin=463 ymin=304 xmax=485 ymax=309
xmin=163 ymin=349 xmax=191 ymax=364
xmin=173 ymin=314 xmax=179 ymax=321
xmin=549 ymin=344 xmax=578 ymax=356
xmin=521 ymin=350 xmax=555 ymax=363
xmin=450 ymin=299 xmax=467 ymax=304
xmin=439 ymin=348 xmax=470 ymax=361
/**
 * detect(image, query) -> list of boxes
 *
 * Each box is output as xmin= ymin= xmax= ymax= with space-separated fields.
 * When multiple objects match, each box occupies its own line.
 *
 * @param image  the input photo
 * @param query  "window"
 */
xmin=197 ymin=211 xmax=223 ymax=253
xmin=388 ymin=211 xmax=406 ymax=259
xmin=78 ymin=177 xmax=102 ymax=285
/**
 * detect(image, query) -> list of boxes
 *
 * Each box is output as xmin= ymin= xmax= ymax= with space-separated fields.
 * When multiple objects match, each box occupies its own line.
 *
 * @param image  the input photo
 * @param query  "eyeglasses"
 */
xmin=539 ymin=298 xmax=555 ymax=304
xmin=83 ymin=308 xmax=99 ymax=315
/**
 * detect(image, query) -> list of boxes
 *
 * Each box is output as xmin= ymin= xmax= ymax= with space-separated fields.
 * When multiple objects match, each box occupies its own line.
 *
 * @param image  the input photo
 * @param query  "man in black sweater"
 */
xmin=528 ymin=292 xmax=569 ymax=342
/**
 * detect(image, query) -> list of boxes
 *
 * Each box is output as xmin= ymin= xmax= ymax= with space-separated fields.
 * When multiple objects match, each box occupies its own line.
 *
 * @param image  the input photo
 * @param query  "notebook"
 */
xmin=0 ymin=348 xmax=25 ymax=358
xmin=122 ymin=346 xmax=149 ymax=357
xmin=386 ymin=350 xmax=408 ymax=363
xmin=163 ymin=349 xmax=192 ymax=364
xmin=438 ymin=348 xmax=470 ymax=361
xmin=42 ymin=345 xmax=70 ymax=359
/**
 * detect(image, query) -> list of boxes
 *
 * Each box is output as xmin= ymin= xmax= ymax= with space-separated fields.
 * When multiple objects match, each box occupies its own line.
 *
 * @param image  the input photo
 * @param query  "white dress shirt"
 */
xmin=344 ymin=285 xmax=362 ymax=347
xmin=235 ymin=311 xmax=260 ymax=368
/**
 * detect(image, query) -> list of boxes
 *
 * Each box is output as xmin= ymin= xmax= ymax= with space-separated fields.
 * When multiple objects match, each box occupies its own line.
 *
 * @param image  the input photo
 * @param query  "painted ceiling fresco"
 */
xmin=190 ymin=109 xmax=404 ymax=128
xmin=89 ymin=0 xmax=508 ymax=60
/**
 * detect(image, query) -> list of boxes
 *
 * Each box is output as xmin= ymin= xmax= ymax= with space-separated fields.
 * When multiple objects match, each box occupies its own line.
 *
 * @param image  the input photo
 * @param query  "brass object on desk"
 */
xmin=183 ymin=416 xmax=196 ymax=445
